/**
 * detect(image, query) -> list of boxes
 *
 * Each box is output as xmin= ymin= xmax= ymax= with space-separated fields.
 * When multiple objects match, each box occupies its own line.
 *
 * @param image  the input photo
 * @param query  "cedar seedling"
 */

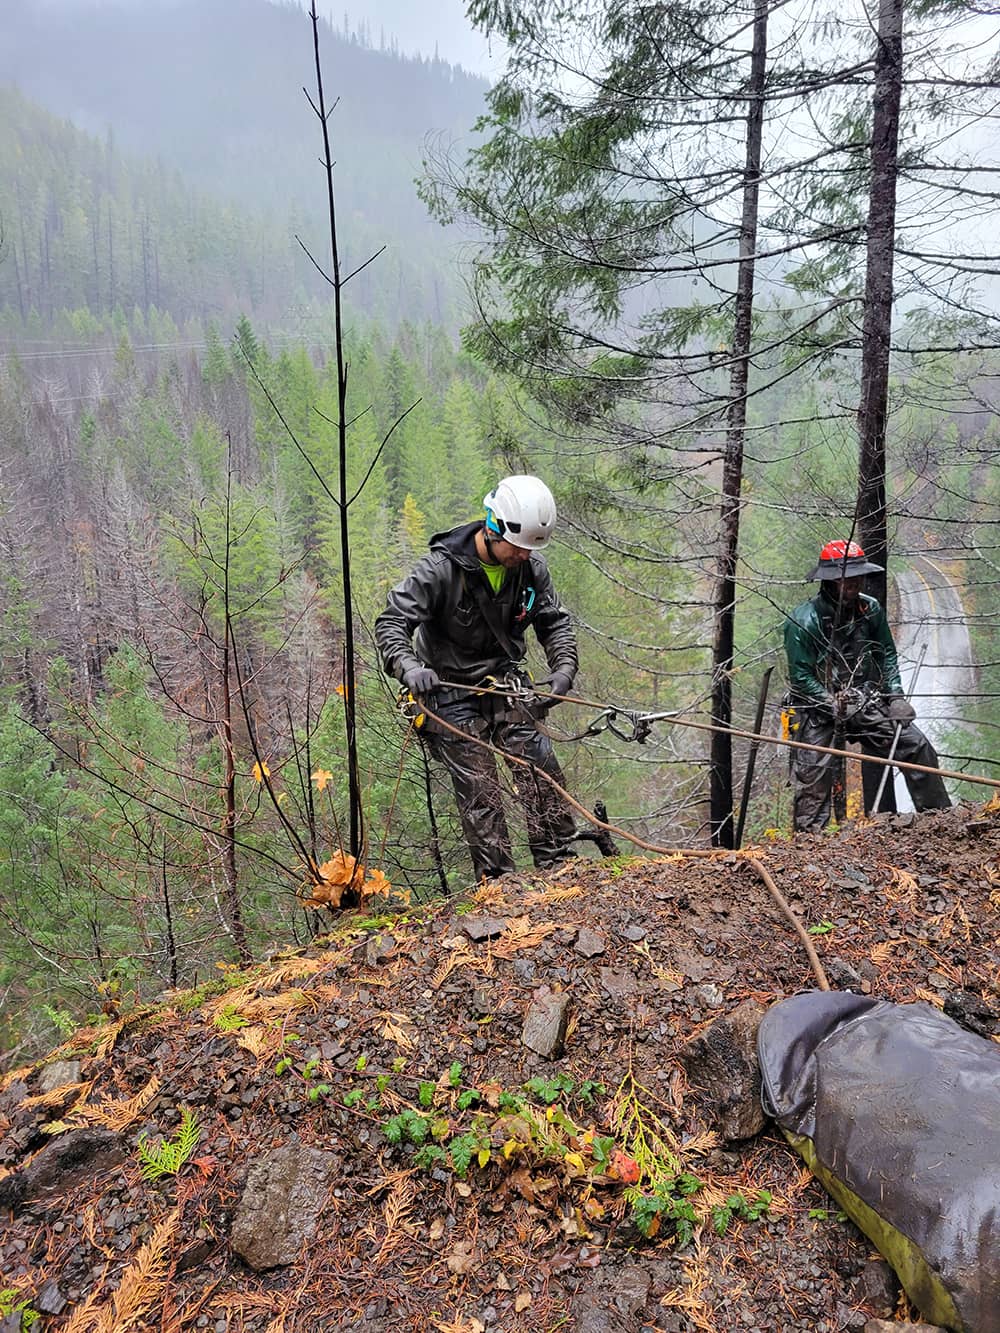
xmin=137 ymin=1109 xmax=201 ymax=1181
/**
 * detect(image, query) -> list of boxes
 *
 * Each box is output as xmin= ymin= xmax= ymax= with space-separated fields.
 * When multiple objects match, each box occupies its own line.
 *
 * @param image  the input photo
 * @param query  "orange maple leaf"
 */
xmin=607 ymin=1150 xmax=641 ymax=1184
xmin=318 ymin=850 xmax=362 ymax=885
xmin=301 ymin=849 xmax=366 ymax=910
xmin=362 ymin=867 xmax=392 ymax=898
xmin=311 ymin=768 xmax=333 ymax=792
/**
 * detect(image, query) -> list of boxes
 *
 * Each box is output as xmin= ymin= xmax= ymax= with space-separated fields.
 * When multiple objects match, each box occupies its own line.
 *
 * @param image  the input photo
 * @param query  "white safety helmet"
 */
xmin=483 ymin=475 xmax=557 ymax=550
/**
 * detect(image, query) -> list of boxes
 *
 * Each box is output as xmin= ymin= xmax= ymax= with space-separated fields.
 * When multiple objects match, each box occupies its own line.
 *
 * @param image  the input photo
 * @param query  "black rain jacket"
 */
xmin=374 ymin=522 xmax=578 ymax=688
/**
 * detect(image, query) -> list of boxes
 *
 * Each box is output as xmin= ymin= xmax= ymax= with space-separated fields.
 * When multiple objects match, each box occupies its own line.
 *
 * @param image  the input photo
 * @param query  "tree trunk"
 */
xmin=709 ymin=0 xmax=768 ymax=848
xmin=219 ymin=465 xmax=251 ymax=965
xmin=311 ymin=2 xmax=364 ymax=863
xmin=856 ymin=0 xmax=903 ymax=611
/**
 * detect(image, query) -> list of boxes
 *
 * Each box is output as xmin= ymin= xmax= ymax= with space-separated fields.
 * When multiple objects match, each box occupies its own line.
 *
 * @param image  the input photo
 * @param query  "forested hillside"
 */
xmin=1 ymin=0 xmax=489 ymax=328
xmin=0 ymin=0 xmax=997 ymax=1066
xmin=0 ymin=88 xmax=325 ymax=328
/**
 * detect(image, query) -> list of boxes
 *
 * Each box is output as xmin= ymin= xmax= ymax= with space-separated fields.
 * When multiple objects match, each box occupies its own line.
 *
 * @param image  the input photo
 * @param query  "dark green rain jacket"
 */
xmin=784 ymin=589 xmax=903 ymax=710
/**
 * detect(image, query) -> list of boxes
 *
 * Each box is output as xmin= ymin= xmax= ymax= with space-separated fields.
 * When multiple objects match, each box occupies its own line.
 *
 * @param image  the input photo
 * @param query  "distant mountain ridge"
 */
xmin=1 ymin=0 xmax=490 ymax=327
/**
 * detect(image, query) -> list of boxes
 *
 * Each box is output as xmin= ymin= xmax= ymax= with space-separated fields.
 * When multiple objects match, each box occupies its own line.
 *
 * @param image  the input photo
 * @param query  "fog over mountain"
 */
xmin=1 ymin=0 xmax=495 ymax=327
xmin=21 ymin=0 xmax=502 ymax=76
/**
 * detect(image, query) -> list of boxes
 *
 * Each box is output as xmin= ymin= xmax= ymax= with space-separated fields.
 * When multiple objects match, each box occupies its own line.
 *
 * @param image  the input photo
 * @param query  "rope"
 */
xmin=435 ymin=678 xmax=1000 ymax=792
xmin=416 ymin=699 xmax=830 ymax=990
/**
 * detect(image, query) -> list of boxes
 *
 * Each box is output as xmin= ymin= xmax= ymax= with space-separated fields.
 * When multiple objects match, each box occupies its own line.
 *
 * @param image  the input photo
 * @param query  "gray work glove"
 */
xmin=545 ymin=671 xmax=574 ymax=708
xmin=402 ymin=665 xmax=440 ymax=696
xmin=887 ymin=695 xmax=916 ymax=723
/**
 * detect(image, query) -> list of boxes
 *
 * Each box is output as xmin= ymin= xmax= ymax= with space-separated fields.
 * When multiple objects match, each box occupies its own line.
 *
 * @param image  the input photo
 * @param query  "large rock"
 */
xmin=852 ymin=1259 xmax=898 ymax=1319
xmin=573 ymin=927 xmax=606 ymax=959
xmin=37 ymin=1060 xmax=82 ymax=1094
xmin=231 ymin=1142 xmax=338 ymax=1270
xmin=680 ymin=1000 xmax=767 ymax=1141
xmin=0 ymin=1127 xmax=124 ymax=1214
xmin=522 ymin=989 xmax=570 ymax=1059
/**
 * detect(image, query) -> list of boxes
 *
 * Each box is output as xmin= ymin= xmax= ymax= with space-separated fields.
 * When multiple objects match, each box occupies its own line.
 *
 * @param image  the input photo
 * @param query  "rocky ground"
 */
xmin=0 ymin=800 xmax=997 ymax=1333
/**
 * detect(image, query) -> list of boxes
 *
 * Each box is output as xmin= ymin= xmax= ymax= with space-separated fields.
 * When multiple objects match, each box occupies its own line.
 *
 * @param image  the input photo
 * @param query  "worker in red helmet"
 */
xmin=783 ymin=540 xmax=951 ymax=832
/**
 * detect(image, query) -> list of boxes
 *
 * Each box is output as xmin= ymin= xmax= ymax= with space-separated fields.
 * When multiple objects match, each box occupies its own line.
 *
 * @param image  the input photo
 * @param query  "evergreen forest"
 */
xmin=0 ymin=0 xmax=997 ymax=1062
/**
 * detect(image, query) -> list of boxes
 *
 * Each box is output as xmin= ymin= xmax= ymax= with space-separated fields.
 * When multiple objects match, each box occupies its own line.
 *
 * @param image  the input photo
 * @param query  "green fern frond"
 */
xmin=137 ymin=1108 xmax=201 ymax=1181
xmin=213 ymin=1004 xmax=249 ymax=1032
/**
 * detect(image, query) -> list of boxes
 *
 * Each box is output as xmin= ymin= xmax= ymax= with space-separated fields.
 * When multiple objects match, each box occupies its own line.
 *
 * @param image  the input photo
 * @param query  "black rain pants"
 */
xmin=792 ymin=700 xmax=951 ymax=833
xmin=424 ymin=693 xmax=576 ymax=882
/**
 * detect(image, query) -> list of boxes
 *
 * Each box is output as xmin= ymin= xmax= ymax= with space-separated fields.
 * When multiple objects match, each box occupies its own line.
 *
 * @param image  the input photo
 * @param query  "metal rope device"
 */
xmin=426 ymin=677 xmax=1000 ymax=793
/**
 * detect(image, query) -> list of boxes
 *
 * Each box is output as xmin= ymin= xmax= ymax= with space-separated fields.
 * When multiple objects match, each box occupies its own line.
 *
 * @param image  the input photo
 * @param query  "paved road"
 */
xmin=890 ymin=556 xmax=975 ymax=810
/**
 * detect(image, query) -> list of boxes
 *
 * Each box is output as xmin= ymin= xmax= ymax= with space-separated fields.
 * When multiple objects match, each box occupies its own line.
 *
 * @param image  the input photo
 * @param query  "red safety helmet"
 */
xmin=807 ymin=539 xmax=884 ymax=581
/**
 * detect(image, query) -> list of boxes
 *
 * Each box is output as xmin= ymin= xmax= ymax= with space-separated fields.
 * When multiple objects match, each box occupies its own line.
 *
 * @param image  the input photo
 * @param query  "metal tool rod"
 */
xmin=734 ymin=666 xmax=773 ymax=848
xmin=870 ymin=641 xmax=928 ymax=815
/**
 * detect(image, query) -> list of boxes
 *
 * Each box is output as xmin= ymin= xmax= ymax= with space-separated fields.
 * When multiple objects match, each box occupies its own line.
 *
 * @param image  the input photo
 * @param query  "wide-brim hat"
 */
xmin=807 ymin=539 xmax=884 ymax=581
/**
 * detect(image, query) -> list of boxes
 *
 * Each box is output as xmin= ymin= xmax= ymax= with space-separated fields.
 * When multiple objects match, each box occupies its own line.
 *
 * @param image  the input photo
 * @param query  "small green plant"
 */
xmin=302 ymin=1058 xmax=321 ymax=1079
xmin=418 ymin=1080 xmax=435 ymax=1108
xmin=0 ymin=1290 xmax=39 ymax=1329
xmin=391 ymin=1057 xmax=406 ymax=1073
xmin=376 ymin=1074 xmax=391 ymax=1094
xmin=711 ymin=1189 xmax=772 ymax=1235
xmin=629 ymin=1173 xmax=703 ymax=1244
xmin=808 ymin=920 xmax=835 ymax=935
xmin=448 ymin=1132 xmax=476 ymax=1177
xmin=343 ymin=1088 xmax=364 ymax=1108
xmin=275 ymin=1056 xmax=294 ymax=1076
xmin=413 ymin=1143 xmax=447 ymax=1169
xmin=604 ymin=855 xmax=637 ymax=879
xmin=307 ymin=1083 xmax=332 ymax=1103
xmin=524 ymin=1073 xmax=575 ymax=1104
xmin=457 ymin=1088 xmax=480 ymax=1110
xmin=498 ymin=1090 xmax=524 ymax=1113
xmin=590 ymin=1134 xmax=615 ymax=1168
xmin=41 ymin=1004 xmax=77 ymax=1039
xmin=137 ymin=1109 xmax=201 ymax=1181
xmin=575 ymin=1079 xmax=605 ymax=1107
xmin=212 ymin=1004 xmax=248 ymax=1032
xmin=355 ymin=1054 xmax=368 ymax=1072
xmin=383 ymin=1110 xmax=432 ymax=1146
xmin=447 ymin=1061 xmax=463 ymax=1087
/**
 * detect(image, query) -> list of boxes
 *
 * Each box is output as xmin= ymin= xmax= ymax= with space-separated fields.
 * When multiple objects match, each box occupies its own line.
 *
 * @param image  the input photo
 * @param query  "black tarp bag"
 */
xmin=758 ymin=991 xmax=1000 ymax=1332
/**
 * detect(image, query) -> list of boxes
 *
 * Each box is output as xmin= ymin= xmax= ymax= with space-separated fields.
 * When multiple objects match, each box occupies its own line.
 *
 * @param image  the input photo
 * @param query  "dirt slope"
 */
xmin=1 ymin=801 xmax=997 ymax=1332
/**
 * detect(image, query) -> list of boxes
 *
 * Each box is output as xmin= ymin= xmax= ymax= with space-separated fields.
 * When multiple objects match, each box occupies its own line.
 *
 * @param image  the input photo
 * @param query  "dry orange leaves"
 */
xmin=300 ymin=849 xmax=397 ymax=909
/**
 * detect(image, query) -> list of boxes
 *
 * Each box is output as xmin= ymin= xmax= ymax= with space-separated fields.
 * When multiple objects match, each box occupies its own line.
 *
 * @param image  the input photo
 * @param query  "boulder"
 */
xmin=522 ymin=989 xmax=570 ymax=1059
xmin=37 ymin=1060 xmax=82 ymax=1094
xmin=680 ymin=1000 xmax=767 ymax=1141
xmin=0 ymin=1128 xmax=124 ymax=1214
xmin=231 ymin=1142 xmax=338 ymax=1270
